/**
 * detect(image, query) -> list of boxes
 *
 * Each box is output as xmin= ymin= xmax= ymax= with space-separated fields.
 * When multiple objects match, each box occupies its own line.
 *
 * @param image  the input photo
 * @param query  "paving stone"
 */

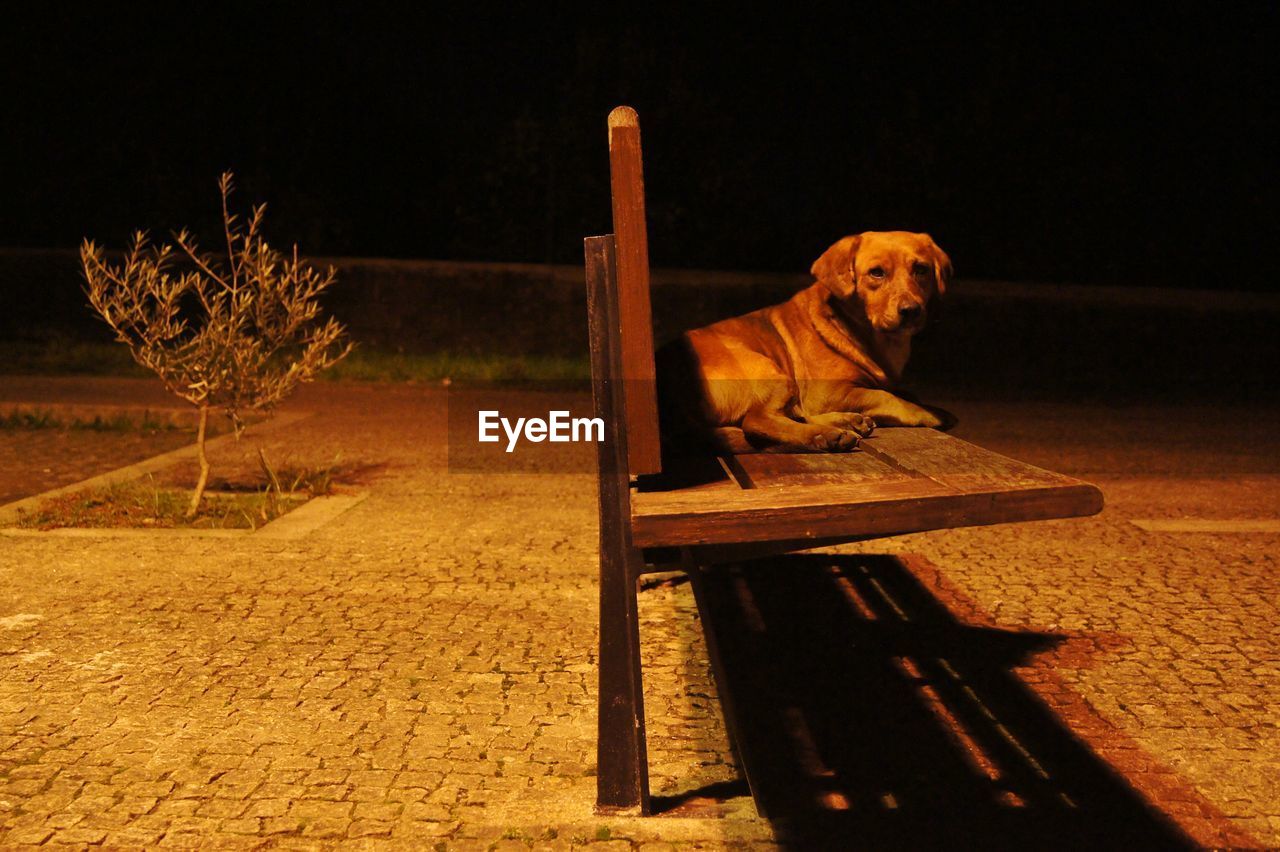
xmin=288 ymin=799 xmax=354 ymax=820
xmin=3 ymin=826 xmax=54 ymax=845
xmin=50 ymin=825 xmax=109 ymax=844
xmin=261 ymin=815 xmax=304 ymax=835
xmin=348 ymin=818 xmax=395 ymax=838
xmin=222 ymin=816 xmax=263 ymax=834
xmin=102 ymin=826 xmax=168 ymax=845
xmin=353 ymin=801 xmax=405 ymax=821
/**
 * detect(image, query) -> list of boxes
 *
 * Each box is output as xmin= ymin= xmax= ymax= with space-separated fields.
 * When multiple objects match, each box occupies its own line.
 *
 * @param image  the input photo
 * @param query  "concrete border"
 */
xmin=252 ymin=492 xmax=369 ymax=539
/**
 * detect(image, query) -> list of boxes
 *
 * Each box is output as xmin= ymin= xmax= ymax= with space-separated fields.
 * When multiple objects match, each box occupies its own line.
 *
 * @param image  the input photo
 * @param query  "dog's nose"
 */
xmin=898 ymin=304 xmax=924 ymax=323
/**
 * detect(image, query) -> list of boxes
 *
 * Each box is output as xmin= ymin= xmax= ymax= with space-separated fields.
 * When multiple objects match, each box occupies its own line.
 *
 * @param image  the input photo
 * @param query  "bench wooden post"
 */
xmin=586 ymin=235 xmax=651 ymax=814
xmin=607 ymin=106 xmax=663 ymax=476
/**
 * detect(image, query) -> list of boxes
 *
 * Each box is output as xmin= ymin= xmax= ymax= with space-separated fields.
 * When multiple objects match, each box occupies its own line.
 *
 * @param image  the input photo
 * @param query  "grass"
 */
xmin=323 ymin=348 xmax=590 ymax=384
xmin=0 ymin=338 xmax=146 ymax=376
xmin=0 ymin=339 xmax=591 ymax=385
xmin=256 ymin=454 xmax=342 ymax=498
xmin=13 ymin=477 xmax=307 ymax=531
xmin=1 ymin=407 xmax=183 ymax=432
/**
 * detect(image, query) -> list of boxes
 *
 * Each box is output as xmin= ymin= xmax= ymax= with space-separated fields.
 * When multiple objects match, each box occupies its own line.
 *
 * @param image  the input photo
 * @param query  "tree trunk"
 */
xmin=187 ymin=406 xmax=211 ymax=518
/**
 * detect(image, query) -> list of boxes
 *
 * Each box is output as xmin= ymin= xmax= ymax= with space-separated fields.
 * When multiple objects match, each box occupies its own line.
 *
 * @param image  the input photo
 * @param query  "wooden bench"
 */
xmin=585 ymin=106 xmax=1103 ymax=815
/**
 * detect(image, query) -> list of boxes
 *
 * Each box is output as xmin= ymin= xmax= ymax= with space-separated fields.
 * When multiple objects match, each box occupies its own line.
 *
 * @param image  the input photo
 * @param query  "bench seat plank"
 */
xmin=631 ymin=430 xmax=1102 ymax=548
xmin=728 ymin=428 xmax=1078 ymax=491
xmin=631 ymin=478 xmax=1101 ymax=548
xmin=725 ymin=447 xmax=912 ymax=488
xmin=859 ymin=427 xmax=1074 ymax=491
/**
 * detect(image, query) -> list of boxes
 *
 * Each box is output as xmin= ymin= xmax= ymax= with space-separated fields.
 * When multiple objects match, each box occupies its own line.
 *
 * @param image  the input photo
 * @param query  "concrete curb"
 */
xmin=252 ymin=492 xmax=370 ymax=539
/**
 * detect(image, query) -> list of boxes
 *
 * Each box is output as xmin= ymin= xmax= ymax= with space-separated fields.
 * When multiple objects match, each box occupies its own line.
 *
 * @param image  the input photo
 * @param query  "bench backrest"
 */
xmin=594 ymin=106 xmax=662 ymax=477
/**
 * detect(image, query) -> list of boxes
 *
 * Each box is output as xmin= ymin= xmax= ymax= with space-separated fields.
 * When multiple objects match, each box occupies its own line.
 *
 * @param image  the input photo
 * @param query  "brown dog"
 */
xmin=657 ymin=231 xmax=955 ymax=453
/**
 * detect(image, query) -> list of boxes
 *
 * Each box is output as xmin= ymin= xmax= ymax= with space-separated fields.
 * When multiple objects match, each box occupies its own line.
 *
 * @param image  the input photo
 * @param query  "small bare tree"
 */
xmin=82 ymin=172 xmax=352 ymax=517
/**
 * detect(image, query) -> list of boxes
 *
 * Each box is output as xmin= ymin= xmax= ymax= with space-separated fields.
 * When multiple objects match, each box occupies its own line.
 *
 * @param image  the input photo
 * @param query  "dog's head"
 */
xmin=810 ymin=231 xmax=952 ymax=335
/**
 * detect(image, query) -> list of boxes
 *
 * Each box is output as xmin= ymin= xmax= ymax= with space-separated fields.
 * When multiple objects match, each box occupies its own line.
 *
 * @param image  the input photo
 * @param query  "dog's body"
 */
xmin=658 ymin=231 xmax=955 ymax=453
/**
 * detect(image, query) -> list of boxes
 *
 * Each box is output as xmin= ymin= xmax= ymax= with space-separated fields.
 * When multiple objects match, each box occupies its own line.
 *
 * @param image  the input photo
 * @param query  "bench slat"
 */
xmin=726 ymin=446 xmax=917 ymax=488
xmin=631 ymin=441 xmax=1102 ymax=548
xmin=632 ymin=482 xmax=1102 ymax=548
xmin=861 ymin=428 xmax=1078 ymax=491
xmin=727 ymin=427 xmax=1077 ymax=493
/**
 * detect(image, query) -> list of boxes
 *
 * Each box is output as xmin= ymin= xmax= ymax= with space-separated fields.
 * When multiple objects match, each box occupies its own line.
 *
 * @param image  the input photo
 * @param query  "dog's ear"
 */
xmin=923 ymin=234 xmax=953 ymax=298
xmin=810 ymin=235 xmax=861 ymax=299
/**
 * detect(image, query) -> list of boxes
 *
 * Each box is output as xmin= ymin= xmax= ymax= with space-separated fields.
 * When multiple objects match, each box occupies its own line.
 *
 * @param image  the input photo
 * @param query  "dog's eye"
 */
xmin=912 ymin=263 xmax=931 ymax=277
xmin=867 ymin=267 xmax=886 ymax=278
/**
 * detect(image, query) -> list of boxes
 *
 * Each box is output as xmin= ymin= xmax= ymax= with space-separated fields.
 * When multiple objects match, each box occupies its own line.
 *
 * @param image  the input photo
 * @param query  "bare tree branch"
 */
xmin=80 ymin=171 xmax=353 ymax=515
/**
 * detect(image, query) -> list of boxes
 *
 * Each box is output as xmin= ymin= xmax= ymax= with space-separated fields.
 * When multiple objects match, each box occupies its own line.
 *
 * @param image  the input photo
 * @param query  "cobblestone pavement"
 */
xmin=0 ymin=378 xmax=1277 ymax=848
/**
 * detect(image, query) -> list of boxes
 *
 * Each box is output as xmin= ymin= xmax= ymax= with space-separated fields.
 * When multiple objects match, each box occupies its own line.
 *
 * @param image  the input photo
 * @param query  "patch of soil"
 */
xmin=13 ymin=482 xmax=307 ymax=530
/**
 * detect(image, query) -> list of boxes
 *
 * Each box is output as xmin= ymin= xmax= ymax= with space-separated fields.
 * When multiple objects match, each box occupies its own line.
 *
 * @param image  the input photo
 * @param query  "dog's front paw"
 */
xmin=809 ymin=427 xmax=861 ymax=452
xmin=810 ymin=411 xmax=876 ymax=437
xmin=844 ymin=412 xmax=876 ymax=437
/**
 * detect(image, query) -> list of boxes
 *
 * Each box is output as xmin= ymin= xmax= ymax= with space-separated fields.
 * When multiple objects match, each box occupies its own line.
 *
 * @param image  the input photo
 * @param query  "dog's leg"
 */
xmin=741 ymin=408 xmax=861 ymax=452
xmin=841 ymin=389 xmax=958 ymax=430
xmin=707 ymin=427 xmax=756 ymax=454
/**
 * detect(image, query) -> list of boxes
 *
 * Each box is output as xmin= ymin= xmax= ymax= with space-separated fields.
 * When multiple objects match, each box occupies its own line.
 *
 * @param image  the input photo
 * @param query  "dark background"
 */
xmin=2 ymin=3 xmax=1275 ymax=289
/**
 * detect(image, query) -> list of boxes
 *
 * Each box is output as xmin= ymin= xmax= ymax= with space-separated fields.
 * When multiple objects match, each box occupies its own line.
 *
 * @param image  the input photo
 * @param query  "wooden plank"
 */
xmin=608 ymin=106 xmax=662 ymax=476
xmin=728 ymin=451 xmax=916 ymax=489
xmin=630 ymin=479 xmax=1103 ymax=548
xmin=586 ymin=234 xmax=651 ymax=814
xmin=861 ymin=428 xmax=1074 ymax=491
xmin=723 ymin=429 xmax=1077 ymax=492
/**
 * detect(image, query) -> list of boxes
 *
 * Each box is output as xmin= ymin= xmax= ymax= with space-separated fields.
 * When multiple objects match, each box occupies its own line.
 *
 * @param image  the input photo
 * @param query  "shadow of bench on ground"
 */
xmin=661 ymin=554 xmax=1194 ymax=850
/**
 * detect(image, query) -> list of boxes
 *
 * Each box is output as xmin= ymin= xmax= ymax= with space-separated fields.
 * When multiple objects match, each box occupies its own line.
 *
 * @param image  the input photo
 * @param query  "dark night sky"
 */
xmin=2 ymin=3 xmax=1275 ymax=289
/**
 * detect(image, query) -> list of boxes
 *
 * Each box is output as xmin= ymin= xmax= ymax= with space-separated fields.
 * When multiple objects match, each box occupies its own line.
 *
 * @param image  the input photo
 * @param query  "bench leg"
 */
xmin=585 ymin=233 xmax=650 ymax=813
xmin=596 ymin=509 xmax=651 ymax=813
